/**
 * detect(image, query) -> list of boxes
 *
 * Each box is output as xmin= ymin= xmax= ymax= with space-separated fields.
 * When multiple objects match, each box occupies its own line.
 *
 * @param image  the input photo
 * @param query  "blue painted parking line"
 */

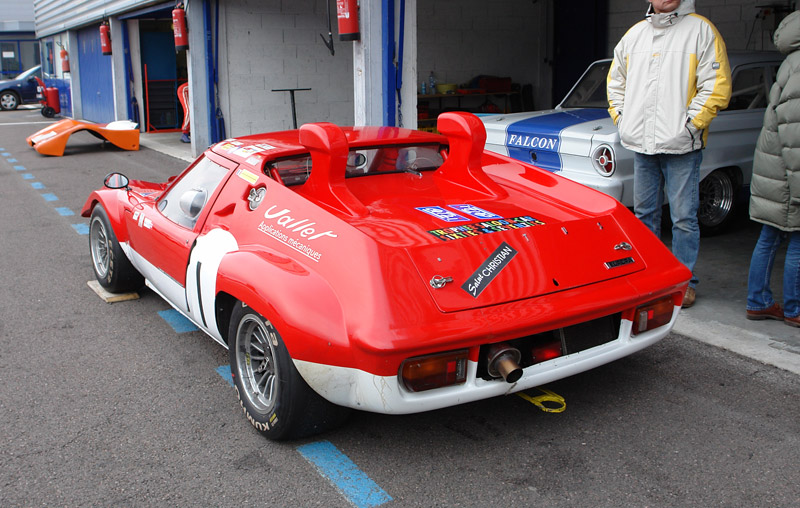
xmin=55 ymin=207 xmax=75 ymax=216
xmin=216 ymin=365 xmax=234 ymax=387
xmin=31 ymin=182 xmax=44 ymax=189
xmin=41 ymin=193 xmax=58 ymax=202
xmin=158 ymin=309 xmax=200 ymax=333
xmin=72 ymin=224 xmax=89 ymax=235
xmin=297 ymin=441 xmax=392 ymax=508
xmin=7 ymin=158 xmax=17 ymax=163
xmin=22 ymin=173 xmax=33 ymax=180
xmin=14 ymin=165 xmax=25 ymax=171
xmin=2 ymin=152 xmax=10 ymax=156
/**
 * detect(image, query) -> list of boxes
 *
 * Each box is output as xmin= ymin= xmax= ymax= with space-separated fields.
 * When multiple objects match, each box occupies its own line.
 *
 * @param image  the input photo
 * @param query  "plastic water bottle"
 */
xmin=421 ymin=82 xmax=426 ymax=95
xmin=429 ymin=72 xmax=436 ymax=92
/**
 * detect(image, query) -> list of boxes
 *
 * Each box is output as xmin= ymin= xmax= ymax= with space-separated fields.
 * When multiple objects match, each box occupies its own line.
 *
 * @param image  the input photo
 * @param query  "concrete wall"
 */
xmin=607 ymin=1 xmax=790 ymax=55
xmin=417 ymin=0 xmax=551 ymax=113
xmin=218 ymin=0 xmax=354 ymax=136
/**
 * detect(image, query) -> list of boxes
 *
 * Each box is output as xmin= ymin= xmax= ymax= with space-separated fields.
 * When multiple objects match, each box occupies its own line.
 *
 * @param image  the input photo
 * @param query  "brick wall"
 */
xmin=218 ymin=0 xmax=354 ymax=136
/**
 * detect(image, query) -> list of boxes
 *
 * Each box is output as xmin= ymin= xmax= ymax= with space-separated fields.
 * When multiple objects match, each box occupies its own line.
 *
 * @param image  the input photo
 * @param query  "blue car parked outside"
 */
xmin=0 ymin=65 xmax=42 ymax=111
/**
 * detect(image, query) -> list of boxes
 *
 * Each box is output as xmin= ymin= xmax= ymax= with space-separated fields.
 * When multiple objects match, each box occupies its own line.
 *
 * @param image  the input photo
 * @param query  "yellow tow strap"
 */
xmin=517 ymin=387 xmax=566 ymax=413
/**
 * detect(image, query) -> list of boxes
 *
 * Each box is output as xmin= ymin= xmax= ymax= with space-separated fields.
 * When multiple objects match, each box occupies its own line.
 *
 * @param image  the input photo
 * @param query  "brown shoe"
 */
xmin=682 ymin=287 xmax=696 ymax=308
xmin=785 ymin=314 xmax=800 ymax=328
xmin=746 ymin=303 xmax=784 ymax=321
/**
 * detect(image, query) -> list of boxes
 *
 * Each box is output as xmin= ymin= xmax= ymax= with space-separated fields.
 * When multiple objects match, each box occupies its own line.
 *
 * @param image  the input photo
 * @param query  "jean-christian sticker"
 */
xmin=462 ymin=242 xmax=518 ymax=298
xmin=448 ymin=204 xmax=502 ymax=220
xmin=416 ymin=206 xmax=470 ymax=223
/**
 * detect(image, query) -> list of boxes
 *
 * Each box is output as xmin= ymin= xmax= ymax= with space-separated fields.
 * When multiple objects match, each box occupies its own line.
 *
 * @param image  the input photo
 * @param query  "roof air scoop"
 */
xmin=435 ymin=112 xmax=507 ymax=199
xmin=299 ymin=122 xmax=369 ymax=217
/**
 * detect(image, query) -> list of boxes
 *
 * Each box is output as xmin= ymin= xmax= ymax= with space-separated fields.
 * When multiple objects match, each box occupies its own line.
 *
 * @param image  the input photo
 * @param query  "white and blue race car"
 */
xmin=482 ymin=52 xmax=783 ymax=234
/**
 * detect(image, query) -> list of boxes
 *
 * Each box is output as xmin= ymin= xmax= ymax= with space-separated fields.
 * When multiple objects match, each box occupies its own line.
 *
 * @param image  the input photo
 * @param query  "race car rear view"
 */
xmin=82 ymin=112 xmax=691 ymax=440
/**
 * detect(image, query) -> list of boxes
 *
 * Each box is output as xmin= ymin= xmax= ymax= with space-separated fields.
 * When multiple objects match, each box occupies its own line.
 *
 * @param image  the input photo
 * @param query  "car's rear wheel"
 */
xmin=229 ymin=302 xmax=349 ymax=440
xmin=89 ymin=204 xmax=144 ymax=292
xmin=0 ymin=90 xmax=20 ymax=110
xmin=698 ymin=168 xmax=738 ymax=236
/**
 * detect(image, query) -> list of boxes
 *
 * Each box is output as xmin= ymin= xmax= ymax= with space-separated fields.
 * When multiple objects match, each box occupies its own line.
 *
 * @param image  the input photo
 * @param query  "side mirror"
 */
xmin=104 ymin=172 xmax=130 ymax=189
xmin=179 ymin=188 xmax=207 ymax=219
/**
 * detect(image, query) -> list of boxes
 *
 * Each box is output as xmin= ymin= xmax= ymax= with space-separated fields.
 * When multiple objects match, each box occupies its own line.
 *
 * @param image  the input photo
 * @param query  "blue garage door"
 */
xmin=78 ymin=25 xmax=114 ymax=123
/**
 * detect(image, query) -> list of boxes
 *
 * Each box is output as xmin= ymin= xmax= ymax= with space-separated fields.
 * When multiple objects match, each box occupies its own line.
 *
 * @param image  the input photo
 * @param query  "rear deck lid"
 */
xmin=407 ymin=215 xmax=643 ymax=312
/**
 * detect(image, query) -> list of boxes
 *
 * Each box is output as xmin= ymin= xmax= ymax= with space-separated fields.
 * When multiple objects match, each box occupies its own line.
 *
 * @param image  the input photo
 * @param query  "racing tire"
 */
xmin=229 ymin=302 xmax=349 ymax=440
xmin=89 ymin=204 xmax=144 ymax=292
xmin=41 ymin=106 xmax=55 ymax=118
xmin=698 ymin=168 xmax=738 ymax=236
xmin=0 ymin=90 xmax=20 ymax=111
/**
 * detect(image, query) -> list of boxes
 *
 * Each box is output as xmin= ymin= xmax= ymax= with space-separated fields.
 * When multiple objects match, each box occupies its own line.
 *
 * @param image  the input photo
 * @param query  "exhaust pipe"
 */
xmin=486 ymin=343 xmax=523 ymax=383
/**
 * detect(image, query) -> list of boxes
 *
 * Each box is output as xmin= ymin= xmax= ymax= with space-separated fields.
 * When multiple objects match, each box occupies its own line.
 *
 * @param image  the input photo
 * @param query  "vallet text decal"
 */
xmin=462 ymin=242 xmax=518 ymax=298
xmin=428 ymin=216 xmax=545 ymax=241
xmin=257 ymin=204 xmax=337 ymax=262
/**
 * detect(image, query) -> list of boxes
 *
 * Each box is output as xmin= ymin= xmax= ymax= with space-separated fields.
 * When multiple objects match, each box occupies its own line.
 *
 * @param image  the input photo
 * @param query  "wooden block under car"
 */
xmin=87 ymin=280 xmax=139 ymax=303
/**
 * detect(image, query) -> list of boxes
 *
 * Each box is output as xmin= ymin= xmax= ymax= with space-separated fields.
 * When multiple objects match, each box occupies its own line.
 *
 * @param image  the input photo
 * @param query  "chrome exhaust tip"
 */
xmin=486 ymin=343 xmax=523 ymax=383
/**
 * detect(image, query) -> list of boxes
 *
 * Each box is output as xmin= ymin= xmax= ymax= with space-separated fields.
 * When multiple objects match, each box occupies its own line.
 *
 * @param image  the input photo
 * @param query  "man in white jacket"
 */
xmin=607 ymin=0 xmax=731 ymax=308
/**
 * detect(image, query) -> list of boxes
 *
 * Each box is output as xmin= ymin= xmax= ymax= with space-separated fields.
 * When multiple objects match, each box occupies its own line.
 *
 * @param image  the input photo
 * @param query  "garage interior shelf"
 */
xmin=417 ymin=91 xmax=519 ymax=127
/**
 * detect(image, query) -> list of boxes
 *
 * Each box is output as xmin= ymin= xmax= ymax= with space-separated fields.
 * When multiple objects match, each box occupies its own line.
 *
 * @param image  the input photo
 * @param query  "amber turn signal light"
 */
xmin=400 ymin=349 xmax=469 ymax=392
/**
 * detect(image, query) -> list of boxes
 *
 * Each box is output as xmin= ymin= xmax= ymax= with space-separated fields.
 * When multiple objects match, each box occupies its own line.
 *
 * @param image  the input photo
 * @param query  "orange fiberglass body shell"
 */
xmin=26 ymin=118 xmax=139 ymax=156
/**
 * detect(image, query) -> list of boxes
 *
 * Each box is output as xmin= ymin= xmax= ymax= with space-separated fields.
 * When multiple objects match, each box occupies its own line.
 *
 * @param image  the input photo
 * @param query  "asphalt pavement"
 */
xmin=1 ymin=108 xmax=798 ymax=507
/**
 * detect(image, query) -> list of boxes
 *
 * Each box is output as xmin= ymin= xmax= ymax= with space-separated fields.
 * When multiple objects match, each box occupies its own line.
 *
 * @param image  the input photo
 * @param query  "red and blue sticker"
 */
xmin=415 ymin=204 xmax=503 ymax=222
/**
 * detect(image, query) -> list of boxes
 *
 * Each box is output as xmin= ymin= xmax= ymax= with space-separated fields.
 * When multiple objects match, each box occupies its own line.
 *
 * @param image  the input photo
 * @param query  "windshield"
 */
xmin=16 ymin=66 xmax=41 ymax=81
xmin=559 ymin=61 xmax=611 ymax=109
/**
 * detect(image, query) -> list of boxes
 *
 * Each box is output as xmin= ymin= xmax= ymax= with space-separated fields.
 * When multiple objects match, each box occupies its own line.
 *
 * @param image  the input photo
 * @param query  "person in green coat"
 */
xmin=746 ymin=11 xmax=800 ymax=327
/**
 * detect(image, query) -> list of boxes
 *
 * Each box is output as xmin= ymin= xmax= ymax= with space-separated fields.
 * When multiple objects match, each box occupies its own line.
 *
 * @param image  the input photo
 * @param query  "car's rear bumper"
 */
xmin=293 ymin=307 xmax=678 ymax=414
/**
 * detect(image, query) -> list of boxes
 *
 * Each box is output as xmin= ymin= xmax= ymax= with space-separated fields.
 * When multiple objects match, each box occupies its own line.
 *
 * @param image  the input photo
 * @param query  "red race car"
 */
xmin=82 ymin=112 xmax=690 ymax=440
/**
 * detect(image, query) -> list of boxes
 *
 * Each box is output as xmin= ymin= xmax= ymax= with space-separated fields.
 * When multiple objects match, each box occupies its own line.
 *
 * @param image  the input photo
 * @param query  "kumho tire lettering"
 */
xmin=227 ymin=302 xmax=349 ymax=440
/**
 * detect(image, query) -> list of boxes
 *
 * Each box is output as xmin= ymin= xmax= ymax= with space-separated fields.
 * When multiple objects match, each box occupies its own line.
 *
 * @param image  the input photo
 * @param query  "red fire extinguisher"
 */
xmin=100 ymin=22 xmax=112 ymax=55
xmin=336 ymin=0 xmax=360 ymax=41
xmin=60 ymin=49 xmax=70 ymax=73
xmin=172 ymin=4 xmax=188 ymax=51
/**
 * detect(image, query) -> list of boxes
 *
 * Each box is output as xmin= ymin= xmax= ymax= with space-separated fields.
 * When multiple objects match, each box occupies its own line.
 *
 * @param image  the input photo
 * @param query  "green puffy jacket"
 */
xmin=750 ymin=11 xmax=800 ymax=231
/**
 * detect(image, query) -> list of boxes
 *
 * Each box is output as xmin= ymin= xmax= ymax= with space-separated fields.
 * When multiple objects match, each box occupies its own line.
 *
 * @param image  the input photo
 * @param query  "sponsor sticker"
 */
xmin=132 ymin=210 xmax=153 ymax=229
xmin=462 ymin=242 xmax=517 ymax=298
xmin=448 ymin=204 xmax=502 ymax=220
xmin=416 ymin=206 xmax=469 ymax=223
xmin=428 ymin=215 xmax=545 ymax=241
xmin=257 ymin=204 xmax=337 ymax=262
xmin=236 ymin=168 xmax=259 ymax=185
xmin=218 ymin=140 xmax=244 ymax=152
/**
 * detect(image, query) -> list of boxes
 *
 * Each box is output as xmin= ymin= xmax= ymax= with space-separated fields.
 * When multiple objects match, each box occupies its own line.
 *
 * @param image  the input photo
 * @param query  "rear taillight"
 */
xmin=592 ymin=144 xmax=615 ymax=176
xmin=632 ymin=295 xmax=678 ymax=335
xmin=400 ymin=349 xmax=468 ymax=392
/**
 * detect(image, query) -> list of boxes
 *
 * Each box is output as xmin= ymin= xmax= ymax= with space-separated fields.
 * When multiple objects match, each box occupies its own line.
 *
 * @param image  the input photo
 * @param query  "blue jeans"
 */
xmin=746 ymin=225 xmax=800 ymax=318
xmin=633 ymin=150 xmax=702 ymax=287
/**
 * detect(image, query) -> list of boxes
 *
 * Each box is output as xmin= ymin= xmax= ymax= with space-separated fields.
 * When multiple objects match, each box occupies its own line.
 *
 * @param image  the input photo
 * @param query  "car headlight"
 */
xmin=592 ymin=144 xmax=615 ymax=177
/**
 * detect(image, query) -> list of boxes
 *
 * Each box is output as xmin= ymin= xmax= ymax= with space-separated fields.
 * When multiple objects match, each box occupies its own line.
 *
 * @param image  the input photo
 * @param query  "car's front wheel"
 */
xmin=89 ymin=204 xmax=144 ymax=292
xmin=0 ymin=90 xmax=20 ymax=110
xmin=229 ymin=302 xmax=348 ymax=440
xmin=698 ymin=168 xmax=738 ymax=236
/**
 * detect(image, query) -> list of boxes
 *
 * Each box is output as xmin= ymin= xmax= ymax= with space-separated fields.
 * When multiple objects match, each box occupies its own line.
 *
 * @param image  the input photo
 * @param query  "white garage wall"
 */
xmin=218 ymin=0 xmax=354 ymax=136
xmin=607 ymin=1 xmax=785 ymax=55
xmin=417 ymin=0 xmax=551 ymax=112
